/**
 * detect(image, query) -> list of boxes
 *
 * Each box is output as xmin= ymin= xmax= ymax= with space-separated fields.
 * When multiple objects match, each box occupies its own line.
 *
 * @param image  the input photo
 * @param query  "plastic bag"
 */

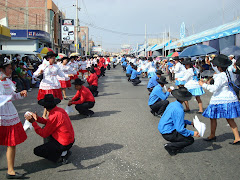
xmin=65 ymin=106 xmax=74 ymax=114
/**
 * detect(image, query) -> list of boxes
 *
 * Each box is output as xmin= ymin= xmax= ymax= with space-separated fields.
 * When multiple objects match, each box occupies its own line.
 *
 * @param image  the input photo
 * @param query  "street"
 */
xmin=0 ymin=66 xmax=239 ymax=180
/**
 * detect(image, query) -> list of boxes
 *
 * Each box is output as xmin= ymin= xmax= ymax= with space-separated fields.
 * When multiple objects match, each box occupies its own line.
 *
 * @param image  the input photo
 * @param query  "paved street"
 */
xmin=0 ymin=66 xmax=240 ymax=180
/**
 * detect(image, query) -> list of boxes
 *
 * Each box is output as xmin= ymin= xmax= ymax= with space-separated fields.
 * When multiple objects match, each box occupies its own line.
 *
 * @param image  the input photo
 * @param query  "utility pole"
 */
xmin=222 ymin=0 xmax=225 ymax=24
xmin=75 ymin=0 xmax=79 ymax=53
xmin=145 ymin=24 xmax=147 ymax=57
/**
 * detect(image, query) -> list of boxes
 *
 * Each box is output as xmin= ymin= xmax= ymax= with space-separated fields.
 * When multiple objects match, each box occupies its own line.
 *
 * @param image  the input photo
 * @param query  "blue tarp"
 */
xmin=151 ymin=44 xmax=164 ymax=51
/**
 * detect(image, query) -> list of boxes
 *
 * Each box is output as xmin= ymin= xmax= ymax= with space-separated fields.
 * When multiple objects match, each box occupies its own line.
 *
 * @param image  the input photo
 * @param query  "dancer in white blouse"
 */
xmin=68 ymin=56 xmax=79 ymax=80
xmin=34 ymin=52 xmax=70 ymax=118
xmin=173 ymin=57 xmax=186 ymax=86
xmin=79 ymin=57 xmax=88 ymax=78
xmin=0 ymin=56 xmax=27 ymax=179
xmin=199 ymin=54 xmax=240 ymax=144
xmin=57 ymin=57 xmax=74 ymax=100
xmin=177 ymin=58 xmax=204 ymax=113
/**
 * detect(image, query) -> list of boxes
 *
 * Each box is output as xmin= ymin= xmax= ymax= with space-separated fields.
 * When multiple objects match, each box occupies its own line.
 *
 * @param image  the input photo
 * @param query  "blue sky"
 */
xmin=54 ymin=0 xmax=240 ymax=52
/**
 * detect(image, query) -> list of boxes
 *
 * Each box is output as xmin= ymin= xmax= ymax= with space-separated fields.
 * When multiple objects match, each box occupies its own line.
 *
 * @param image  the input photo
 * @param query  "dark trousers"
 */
xmin=113 ymin=64 xmax=117 ymax=68
xmin=34 ymin=136 xmax=74 ymax=162
xmin=75 ymin=101 xmax=95 ymax=115
xmin=100 ymin=67 xmax=105 ymax=76
xmin=168 ymin=72 xmax=174 ymax=81
xmin=126 ymin=74 xmax=131 ymax=81
xmin=122 ymin=66 xmax=126 ymax=71
xmin=162 ymin=130 xmax=194 ymax=151
xmin=107 ymin=64 xmax=111 ymax=70
xmin=131 ymin=77 xmax=141 ymax=86
xmin=150 ymin=100 xmax=169 ymax=116
xmin=20 ymin=78 xmax=30 ymax=90
xmin=87 ymin=85 xmax=98 ymax=97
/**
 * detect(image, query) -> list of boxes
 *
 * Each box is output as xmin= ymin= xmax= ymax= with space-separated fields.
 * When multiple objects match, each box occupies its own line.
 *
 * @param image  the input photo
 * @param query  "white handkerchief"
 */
xmin=23 ymin=111 xmax=33 ymax=131
xmin=193 ymin=115 xmax=206 ymax=137
xmin=65 ymin=106 xmax=74 ymax=115
xmin=0 ymin=95 xmax=12 ymax=107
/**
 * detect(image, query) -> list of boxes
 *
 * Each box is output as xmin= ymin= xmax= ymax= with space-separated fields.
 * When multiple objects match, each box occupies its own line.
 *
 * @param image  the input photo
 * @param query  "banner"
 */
xmin=61 ymin=19 xmax=75 ymax=44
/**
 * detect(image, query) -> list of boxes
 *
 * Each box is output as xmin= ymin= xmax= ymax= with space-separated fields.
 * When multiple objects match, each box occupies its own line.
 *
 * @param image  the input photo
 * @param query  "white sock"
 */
xmin=61 ymin=151 xmax=67 ymax=157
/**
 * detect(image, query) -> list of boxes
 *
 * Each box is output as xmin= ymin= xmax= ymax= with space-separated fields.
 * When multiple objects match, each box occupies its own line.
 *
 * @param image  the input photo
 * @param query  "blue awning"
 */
xmin=151 ymin=44 xmax=164 ymax=51
xmin=166 ymin=19 xmax=240 ymax=50
xmin=146 ymin=44 xmax=157 ymax=51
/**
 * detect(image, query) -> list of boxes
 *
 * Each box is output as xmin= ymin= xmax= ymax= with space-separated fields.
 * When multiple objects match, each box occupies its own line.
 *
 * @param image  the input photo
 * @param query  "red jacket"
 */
xmin=94 ymin=67 xmax=101 ymax=76
xmin=32 ymin=106 xmax=75 ymax=146
xmin=87 ymin=73 xmax=98 ymax=87
xmin=72 ymin=85 xmax=95 ymax=104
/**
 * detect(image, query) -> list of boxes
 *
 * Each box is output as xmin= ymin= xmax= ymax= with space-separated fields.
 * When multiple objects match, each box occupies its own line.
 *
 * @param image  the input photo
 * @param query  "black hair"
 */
xmin=19 ymin=62 xmax=24 ymax=66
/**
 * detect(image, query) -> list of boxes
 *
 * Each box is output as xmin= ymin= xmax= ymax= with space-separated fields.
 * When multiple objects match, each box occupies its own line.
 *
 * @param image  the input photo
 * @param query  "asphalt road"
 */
xmin=1 ymin=65 xmax=240 ymax=180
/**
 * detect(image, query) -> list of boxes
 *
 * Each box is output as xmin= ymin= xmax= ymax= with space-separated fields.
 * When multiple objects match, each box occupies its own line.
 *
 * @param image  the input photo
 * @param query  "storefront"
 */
xmin=1 ymin=29 xmax=51 ymax=52
xmin=0 ymin=25 xmax=11 ymax=50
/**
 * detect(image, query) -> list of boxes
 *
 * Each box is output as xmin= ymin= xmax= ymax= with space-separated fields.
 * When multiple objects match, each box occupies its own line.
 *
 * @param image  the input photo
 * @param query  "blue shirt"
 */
xmin=147 ymin=75 xmax=159 ymax=89
xmin=130 ymin=69 xmax=142 ymax=79
xmin=167 ymin=62 xmax=173 ymax=70
xmin=148 ymin=84 xmax=170 ymax=105
xmin=121 ymin=57 xmax=126 ymax=63
xmin=112 ymin=58 xmax=116 ymax=62
xmin=158 ymin=101 xmax=194 ymax=137
xmin=126 ymin=65 xmax=133 ymax=74
xmin=122 ymin=61 xmax=127 ymax=67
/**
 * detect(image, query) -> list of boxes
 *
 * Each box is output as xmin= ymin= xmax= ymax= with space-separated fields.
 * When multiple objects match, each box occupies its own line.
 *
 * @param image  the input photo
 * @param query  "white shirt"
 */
xmin=202 ymin=72 xmax=238 ymax=104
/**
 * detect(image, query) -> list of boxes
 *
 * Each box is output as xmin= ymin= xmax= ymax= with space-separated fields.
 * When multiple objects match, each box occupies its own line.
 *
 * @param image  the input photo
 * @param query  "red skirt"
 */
xmin=37 ymin=89 xmax=63 ymax=100
xmin=59 ymin=80 xmax=71 ymax=88
xmin=0 ymin=122 xmax=27 ymax=146
xmin=79 ymin=70 xmax=88 ymax=73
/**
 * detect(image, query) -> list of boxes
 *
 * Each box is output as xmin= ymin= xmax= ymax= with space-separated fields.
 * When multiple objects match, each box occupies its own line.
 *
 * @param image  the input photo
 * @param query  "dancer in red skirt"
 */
xmin=68 ymin=56 xmax=78 ymax=80
xmin=57 ymin=57 xmax=74 ymax=100
xmin=79 ymin=57 xmax=88 ymax=79
xmin=33 ymin=52 xmax=70 ymax=117
xmin=0 ymin=56 xmax=28 ymax=179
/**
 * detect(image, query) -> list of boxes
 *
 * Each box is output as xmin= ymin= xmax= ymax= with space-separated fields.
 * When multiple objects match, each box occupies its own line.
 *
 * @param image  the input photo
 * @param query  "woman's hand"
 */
xmin=20 ymin=90 xmax=27 ymax=97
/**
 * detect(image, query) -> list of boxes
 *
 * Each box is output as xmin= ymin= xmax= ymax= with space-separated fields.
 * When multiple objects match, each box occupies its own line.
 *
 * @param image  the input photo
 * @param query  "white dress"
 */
xmin=0 ymin=79 xmax=27 ymax=146
xmin=178 ymin=68 xmax=205 ymax=96
xmin=57 ymin=64 xmax=71 ymax=81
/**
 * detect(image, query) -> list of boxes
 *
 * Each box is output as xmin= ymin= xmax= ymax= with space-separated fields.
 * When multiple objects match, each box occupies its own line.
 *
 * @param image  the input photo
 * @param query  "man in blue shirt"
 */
xmin=126 ymin=62 xmax=133 ymax=81
xmin=112 ymin=56 xmax=117 ymax=68
xmin=130 ymin=65 xmax=142 ymax=86
xmin=122 ymin=60 xmax=128 ymax=71
xmin=158 ymin=87 xmax=200 ymax=156
xmin=148 ymin=76 xmax=171 ymax=117
xmin=147 ymin=70 xmax=163 ymax=92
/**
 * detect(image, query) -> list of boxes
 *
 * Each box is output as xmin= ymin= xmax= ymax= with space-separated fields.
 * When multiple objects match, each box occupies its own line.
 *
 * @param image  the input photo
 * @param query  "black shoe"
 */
xmin=150 ymin=110 xmax=156 ymax=116
xmin=203 ymin=136 xmax=216 ymax=142
xmin=197 ymin=111 xmax=203 ymax=114
xmin=164 ymin=144 xmax=177 ymax=156
xmin=87 ymin=111 xmax=94 ymax=118
xmin=184 ymin=109 xmax=190 ymax=113
xmin=6 ymin=172 xmax=24 ymax=179
xmin=229 ymin=141 xmax=240 ymax=145
xmin=157 ymin=114 xmax=162 ymax=118
xmin=64 ymin=97 xmax=70 ymax=100
xmin=57 ymin=151 xmax=72 ymax=165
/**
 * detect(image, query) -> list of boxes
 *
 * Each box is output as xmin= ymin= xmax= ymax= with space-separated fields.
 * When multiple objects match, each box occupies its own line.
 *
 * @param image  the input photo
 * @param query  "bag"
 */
xmin=65 ymin=105 xmax=74 ymax=114
xmin=23 ymin=120 xmax=33 ymax=131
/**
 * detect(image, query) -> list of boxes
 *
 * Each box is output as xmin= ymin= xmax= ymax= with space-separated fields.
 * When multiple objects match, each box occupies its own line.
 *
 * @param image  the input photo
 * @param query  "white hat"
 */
xmin=228 ymin=55 xmax=234 ymax=57
xmin=169 ymin=58 xmax=173 ymax=61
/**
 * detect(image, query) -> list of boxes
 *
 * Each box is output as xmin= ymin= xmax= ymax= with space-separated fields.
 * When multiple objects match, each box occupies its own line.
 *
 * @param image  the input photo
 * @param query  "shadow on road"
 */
xmin=59 ymin=143 xmax=124 ymax=172
xmin=0 ymin=143 xmax=123 ymax=175
xmin=94 ymin=111 xmax=121 ymax=117
xmin=98 ymin=93 xmax=120 ymax=97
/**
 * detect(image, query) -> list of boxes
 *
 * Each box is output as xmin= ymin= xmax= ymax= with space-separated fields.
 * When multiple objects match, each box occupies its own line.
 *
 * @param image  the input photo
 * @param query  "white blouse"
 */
xmin=68 ymin=61 xmax=78 ymax=74
xmin=57 ymin=64 xmax=71 ymax=81
xmin=202 ymin=72 xmax=238 ymax=104
xmin=178 ymin=68 xmax=201 ymax=90
xmin=34 ymin=64 xmax=67 ymax=90
xmin=0 ymin=79 xmax=23 ymax=126
xmin=173 ymin=62 xmax=186 ymax=78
